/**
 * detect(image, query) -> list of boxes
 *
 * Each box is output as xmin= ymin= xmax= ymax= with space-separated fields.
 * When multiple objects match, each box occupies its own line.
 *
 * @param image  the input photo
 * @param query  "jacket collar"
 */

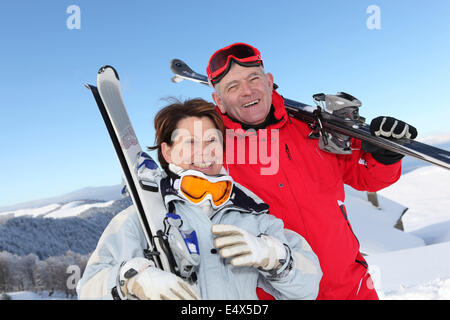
xmin=219 ymin=90 xmax=288 ymax=130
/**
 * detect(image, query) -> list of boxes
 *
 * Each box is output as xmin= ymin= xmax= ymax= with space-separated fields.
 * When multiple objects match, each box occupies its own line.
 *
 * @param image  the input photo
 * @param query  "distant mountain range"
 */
xmin=0 ymin=184 xmax=123 ymax=213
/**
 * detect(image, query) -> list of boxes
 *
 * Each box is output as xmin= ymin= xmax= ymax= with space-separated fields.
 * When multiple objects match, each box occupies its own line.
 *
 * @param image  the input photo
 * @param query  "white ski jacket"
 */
xmin=77 ymin=176 xmax=322 ymax=300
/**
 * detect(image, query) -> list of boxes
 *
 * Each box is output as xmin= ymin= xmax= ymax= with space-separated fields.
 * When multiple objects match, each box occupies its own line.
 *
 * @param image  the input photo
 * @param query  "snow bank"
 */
xmin=378 ymin=278 xmax=450 ymax=300
xmin=366 ymin=242 xmax=450 ymax=299
xmin=378 ymin=166 xmax=450 ymax=233
xmin=366 ymin=165 xmax=450 ymax=299
xmin=344 ymin=185 xmax=425 ymax=255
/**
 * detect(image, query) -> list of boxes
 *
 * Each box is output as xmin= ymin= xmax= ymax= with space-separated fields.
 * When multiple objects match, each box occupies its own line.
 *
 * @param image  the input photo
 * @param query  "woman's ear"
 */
xmin=161 ymin=142 xmax=172 ymax=164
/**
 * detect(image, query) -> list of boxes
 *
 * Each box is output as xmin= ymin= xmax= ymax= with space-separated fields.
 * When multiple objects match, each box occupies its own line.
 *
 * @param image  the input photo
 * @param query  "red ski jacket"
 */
xmin=220 ymin=91 xmax=401 ymax=299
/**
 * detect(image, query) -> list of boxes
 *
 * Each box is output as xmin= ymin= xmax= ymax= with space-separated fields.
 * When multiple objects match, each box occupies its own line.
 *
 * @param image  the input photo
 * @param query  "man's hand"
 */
xmin=370 ymin=116 xmax=418 ymax=140
xmin=363 ymin=116 xmax=418 ymax=165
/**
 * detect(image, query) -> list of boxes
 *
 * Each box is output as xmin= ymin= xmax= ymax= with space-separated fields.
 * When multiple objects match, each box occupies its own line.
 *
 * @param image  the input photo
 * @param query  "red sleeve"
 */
xmin=337 ymin=139 xmax=402 ymax=192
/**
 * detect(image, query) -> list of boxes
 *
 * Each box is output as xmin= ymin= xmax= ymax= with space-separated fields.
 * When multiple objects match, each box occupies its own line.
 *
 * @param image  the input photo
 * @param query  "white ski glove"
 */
xmin=211 ymin=224 xmax=287 ymax=271
xmin=118 ymin=257 xmax=200 ymax=300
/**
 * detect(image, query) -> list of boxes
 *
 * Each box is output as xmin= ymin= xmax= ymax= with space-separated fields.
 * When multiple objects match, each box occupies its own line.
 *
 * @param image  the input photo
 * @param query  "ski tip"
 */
xmin=170 ymin=58 xmax=183 ymax=66
xmin=170 ymin=59 xmax=187 ymax=72
xmin=98 ymin=65 xmax=120 ymax=80
xmin=84 ymin=83 xmax=98 ymax=91
xmin=84 ymin=83 xmax=98 ymax=94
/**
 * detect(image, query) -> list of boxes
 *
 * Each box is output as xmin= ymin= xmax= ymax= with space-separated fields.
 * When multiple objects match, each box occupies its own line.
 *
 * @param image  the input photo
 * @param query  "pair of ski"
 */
xmin=85 ymin=68 xmax=173 ymax=275
xmin=87 ymin=67 xmax=199 ymax=283
xmin=86 ymin=62 xmax=450 ymax=285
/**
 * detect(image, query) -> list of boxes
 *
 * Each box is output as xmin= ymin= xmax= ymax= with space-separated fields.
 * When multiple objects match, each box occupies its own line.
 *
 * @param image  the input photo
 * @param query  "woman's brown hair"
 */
xmin=148 ymin=98 xmax=225 ymax=174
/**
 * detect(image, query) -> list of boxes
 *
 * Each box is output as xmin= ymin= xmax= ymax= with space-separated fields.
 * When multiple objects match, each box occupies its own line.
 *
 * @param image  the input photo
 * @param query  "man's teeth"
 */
xmin=242 ymin=100 xmax=260 ymax=108
xmin=193 ymin=162 xmax=213 ymax=168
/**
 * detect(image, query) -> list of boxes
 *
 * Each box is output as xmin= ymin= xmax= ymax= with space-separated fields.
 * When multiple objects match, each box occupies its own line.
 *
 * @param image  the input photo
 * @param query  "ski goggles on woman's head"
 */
xmin=206 ymin=43 xmax=264 ymax=86
xmin=174 ymin=170 xmax=233 ymax=209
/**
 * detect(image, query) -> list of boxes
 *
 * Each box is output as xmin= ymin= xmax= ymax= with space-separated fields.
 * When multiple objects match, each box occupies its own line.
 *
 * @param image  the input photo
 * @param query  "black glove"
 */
xmin=362 ymin=116 xmax=418 ymax=165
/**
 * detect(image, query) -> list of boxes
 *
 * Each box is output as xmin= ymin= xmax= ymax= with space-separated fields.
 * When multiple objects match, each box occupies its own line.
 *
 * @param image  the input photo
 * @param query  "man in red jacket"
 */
xmin=206 ymin=43 xmax=417 ymax=300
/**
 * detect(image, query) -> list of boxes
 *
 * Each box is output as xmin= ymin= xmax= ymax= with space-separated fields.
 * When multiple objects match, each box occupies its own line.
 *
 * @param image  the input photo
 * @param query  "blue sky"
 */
xmin=0 ymin=0 xmax=449 ymax=207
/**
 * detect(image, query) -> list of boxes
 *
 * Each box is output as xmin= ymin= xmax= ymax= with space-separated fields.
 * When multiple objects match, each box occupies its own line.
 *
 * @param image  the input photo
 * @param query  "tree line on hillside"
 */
xmin=0 ymin=197 xmax=132 ymax=259
xmin=0 ymin=250 xmax=89 ymax=299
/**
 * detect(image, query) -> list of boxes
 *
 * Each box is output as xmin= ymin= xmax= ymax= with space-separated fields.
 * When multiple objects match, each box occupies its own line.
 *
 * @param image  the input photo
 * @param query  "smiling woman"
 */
xmin=161 ymin=116 xmax=223 ymax=175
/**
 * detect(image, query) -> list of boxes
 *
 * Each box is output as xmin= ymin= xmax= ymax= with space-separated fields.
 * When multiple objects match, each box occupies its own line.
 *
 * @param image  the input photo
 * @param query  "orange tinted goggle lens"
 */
xmin=180 ymin=176 xmax=232 ymax=206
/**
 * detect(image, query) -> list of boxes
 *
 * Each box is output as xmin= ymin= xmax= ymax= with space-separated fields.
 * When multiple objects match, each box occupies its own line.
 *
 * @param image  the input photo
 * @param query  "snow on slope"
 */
xmin=366 ymin=242 xmax=450 ymax=299
xmin=44 ymin=200 xmax=115 ymax=219
xmin=0 ymin=184 xmax=122 ymax=213
xmin=344 ymin=185 xmax=425 ymax=255
xmin=0 ymin=203 xmax=61 ymax=218
xmin=368 ymin=165 xmax=450 ymax=299
xmin=378 ymin=166 xmax=450 ymax=233
xmin=0 ymin=200 xmax=116 ymax=219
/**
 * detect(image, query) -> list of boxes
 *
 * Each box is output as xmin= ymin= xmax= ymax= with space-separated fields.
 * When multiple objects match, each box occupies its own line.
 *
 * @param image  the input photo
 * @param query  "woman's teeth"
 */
xmin=242 ymin=99 xmax=260 ymax=108
xmin=193 ymin=162 xmax=213 ymax=168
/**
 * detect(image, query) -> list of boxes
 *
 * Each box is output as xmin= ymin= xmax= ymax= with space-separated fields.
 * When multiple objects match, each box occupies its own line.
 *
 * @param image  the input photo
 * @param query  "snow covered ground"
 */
xmin=369 ymin=165 xmax=450 ymax=299
xmin=366 ymin=242 xmax=450 ymax=299
xmin=344 ymin=185 xmax=425 ymax=255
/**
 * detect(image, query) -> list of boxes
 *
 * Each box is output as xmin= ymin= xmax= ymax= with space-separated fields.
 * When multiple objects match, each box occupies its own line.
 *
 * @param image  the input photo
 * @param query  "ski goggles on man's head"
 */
xmin=206 ymin=43 xmax=264 ymax=86
xmin=174 ymin=170 xmax=233 ymax=208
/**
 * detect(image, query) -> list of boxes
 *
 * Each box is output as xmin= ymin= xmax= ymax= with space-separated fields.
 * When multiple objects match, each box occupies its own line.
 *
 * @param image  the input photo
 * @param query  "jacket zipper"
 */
xmin=339 ymin=204 xmax=361 ymax=246
xmin=340 ymin=204 xmax=367 ymax=269
xmin=285 ymin=143 xmax=291 ymax=160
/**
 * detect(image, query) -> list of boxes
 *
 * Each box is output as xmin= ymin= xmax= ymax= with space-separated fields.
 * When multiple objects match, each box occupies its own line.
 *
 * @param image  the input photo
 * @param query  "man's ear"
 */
xmin=266 ymin=72 xmax=274 ymax=91
xmin=161 ymin=142 xmax=172 ymax=164
xmin=212 ymin=91 xmax=226 ymax=114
